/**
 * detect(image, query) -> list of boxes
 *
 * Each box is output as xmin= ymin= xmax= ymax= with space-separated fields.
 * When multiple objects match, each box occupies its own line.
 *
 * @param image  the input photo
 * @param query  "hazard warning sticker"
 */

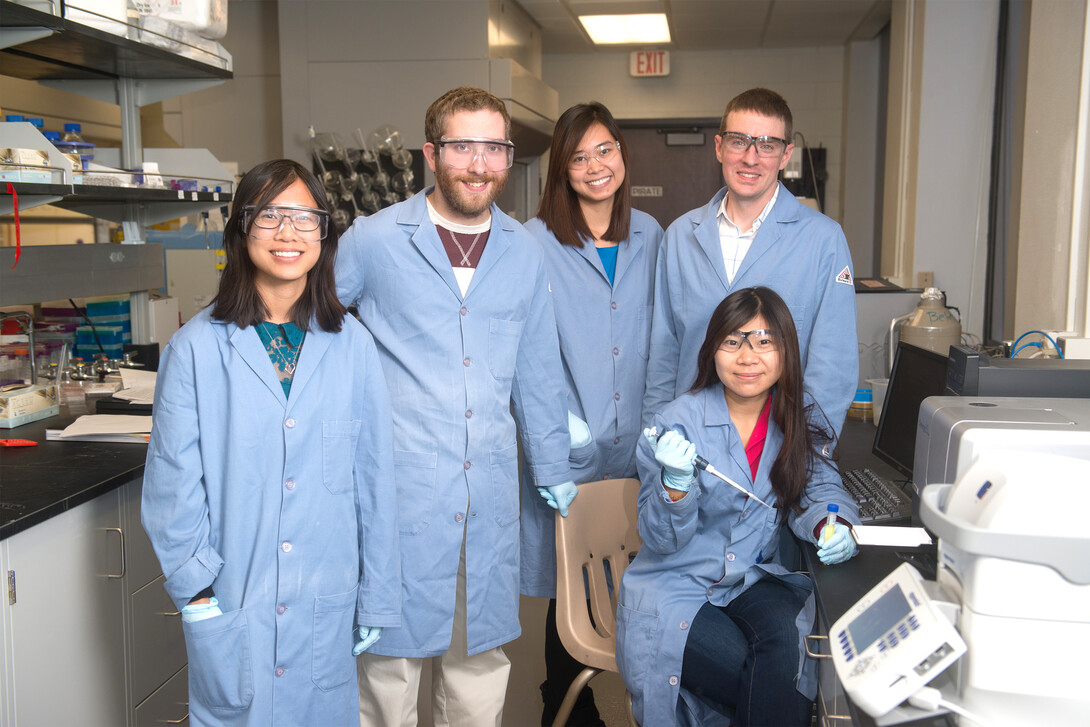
xmin=835 ymin=266 xmax=853 ymax=286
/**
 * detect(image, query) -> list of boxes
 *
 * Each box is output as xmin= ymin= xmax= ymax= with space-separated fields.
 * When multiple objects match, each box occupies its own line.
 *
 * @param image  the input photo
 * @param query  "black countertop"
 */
xmin=0 ymin=410 xmax=147 ymax=540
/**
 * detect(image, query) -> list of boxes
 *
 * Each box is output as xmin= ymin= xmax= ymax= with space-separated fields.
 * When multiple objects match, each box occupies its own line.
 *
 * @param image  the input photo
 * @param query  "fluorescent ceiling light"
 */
xmin=578 ymin=13 xmax=671 ymax=45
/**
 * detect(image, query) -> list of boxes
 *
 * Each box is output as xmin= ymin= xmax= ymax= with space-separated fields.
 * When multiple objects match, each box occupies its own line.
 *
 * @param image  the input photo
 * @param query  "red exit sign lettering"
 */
xmin=630 ymin=50 xmax=670 ymax=77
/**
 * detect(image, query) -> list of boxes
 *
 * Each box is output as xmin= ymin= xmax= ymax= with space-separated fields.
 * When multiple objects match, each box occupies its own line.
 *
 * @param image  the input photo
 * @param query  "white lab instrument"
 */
xmin=919 ymin=451 xmax=1090 ymax=726
xmin=830 ymin=562 xmax=966 ymax=718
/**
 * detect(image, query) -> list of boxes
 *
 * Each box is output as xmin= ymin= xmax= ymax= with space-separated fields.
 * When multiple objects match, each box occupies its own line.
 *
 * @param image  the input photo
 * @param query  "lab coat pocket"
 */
xmin=323 ymin=420 xmax=362 ymax=494
xmin=312 ymin=586 xmax=357 ymax=691
xmin=394 ymin=449 xmax=438 ymax=534
xmin=636 ymin=305 xmax=652 ymax=359
xmin=617 ymin=603 xmax=660 ymax=698
xmin=488 ymin=318 xmax=524 ymax=382
xmin=568 ymin=440 xmax=599 ymax=484
xmin=490 ymin=443 xmax=519 ymax=526
xmin=182 ymin=608 xmax=254 ymax=710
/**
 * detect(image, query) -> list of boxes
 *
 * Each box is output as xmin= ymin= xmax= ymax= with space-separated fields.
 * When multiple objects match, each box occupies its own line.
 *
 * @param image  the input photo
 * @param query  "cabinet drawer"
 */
xmin=122 ymin=477 xmax=164 ymax=591
xmin=135 ymin=665 xmax=189 ymax=726
xmin=132 ymin=575 xmax=187 ymax=704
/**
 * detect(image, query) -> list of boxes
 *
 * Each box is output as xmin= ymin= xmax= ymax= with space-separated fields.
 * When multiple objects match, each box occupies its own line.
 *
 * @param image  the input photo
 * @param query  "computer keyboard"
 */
xmin=841 ymin=468 xmax=913 ymax=523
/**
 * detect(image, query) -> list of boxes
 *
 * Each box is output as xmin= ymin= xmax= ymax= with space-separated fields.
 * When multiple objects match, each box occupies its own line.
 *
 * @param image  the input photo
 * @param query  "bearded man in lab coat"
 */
xmin=643 ymin=87 xmax=858 ymax=434
xmin=335 ymin=86 xmax=578 ymax=727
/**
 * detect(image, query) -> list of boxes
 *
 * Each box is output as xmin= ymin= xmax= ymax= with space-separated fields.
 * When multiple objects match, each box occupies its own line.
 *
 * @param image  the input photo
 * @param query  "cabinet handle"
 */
xmin=822 ymin=715 xmax=853 ymax=725
xmin=158 ymin=610 xmax=182 ymax=617
xmin=804 ymin=633 xmax=831 ymax=659
xmin=105 ymin=527 xmax=126 ymax=579
xmin=158 ymin=707 xmax=189 ymax=724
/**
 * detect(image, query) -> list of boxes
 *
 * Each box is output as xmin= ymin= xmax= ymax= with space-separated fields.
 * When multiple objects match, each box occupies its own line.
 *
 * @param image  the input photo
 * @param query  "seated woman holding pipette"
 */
xmin=616 ymin=286 xmax=860 ymax=727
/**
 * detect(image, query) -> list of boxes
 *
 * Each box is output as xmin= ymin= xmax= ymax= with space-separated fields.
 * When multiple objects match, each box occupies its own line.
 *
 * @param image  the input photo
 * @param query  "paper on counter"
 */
xmin=116 ymin=367 xmax=157 ymax=404
xmin=852 ymin=525 xmax=932 ymax=548
xmin=47 ymin=414 xmax=152 ymax=443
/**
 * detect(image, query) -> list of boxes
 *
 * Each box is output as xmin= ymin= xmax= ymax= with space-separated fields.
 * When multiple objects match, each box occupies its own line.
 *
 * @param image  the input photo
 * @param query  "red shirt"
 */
xmin=744 ymin=394 xmax=772 ymax=480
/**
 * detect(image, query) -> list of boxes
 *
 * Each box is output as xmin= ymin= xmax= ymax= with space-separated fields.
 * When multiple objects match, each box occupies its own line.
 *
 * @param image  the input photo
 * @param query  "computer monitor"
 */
xmin=873 ymin=342 xmax=951 ymax=477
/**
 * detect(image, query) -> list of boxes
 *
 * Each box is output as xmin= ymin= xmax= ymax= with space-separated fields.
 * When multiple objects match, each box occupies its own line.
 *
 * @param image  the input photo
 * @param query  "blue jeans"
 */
xmin=681 ymin=579 xmax=813 ymax=727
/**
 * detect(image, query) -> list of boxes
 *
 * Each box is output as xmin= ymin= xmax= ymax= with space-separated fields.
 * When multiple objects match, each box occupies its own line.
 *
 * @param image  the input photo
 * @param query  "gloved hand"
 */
xmin=817 ymin=523 xmax=858 ymax=565
xmin=353 ymin=625 xmax=383 ymax=656
xmin=181 ymin=597 xmax=222 ymax=623
xmin=568 ymin=411 xmax=593 ymax=449
xmin=644 ymin=427 xmax=696 ymax=492
xmin=537 ymin=480 xmax=578 ymax=517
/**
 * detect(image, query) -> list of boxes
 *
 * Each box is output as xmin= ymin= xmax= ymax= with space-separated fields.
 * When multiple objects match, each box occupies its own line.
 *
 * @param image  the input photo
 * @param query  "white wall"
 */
xmin=542 ymin=46 xmax=849 ymax=226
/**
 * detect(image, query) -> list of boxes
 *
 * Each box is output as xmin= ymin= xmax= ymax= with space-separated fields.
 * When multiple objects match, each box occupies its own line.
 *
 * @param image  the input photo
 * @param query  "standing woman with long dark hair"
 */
xmin=519 ymin=102 xmax=664 ymax=726
xmin=616 ymin=286 xmax=859 ymax=727
xmin=142 ymin=159 xmax=401 ymax=726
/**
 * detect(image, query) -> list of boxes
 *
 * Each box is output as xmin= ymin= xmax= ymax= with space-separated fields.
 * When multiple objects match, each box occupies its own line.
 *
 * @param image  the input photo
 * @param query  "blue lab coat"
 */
xmin=142 ymin=309 xmax=401 ymax=727
xmin=616 ymin=387 xmax=859 ymax=727
xmin=642 ymin=184 xmax=858 ymax=432
xmin=335 ymin=188 xmax=572 ymax=656
xmin=519 ymin=210 xmax=663 ymax=598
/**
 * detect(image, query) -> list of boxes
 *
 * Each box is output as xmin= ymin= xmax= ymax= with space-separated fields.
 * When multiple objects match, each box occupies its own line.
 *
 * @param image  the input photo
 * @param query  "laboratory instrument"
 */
xmin=830 ymin=561 xmax=966 ymax=718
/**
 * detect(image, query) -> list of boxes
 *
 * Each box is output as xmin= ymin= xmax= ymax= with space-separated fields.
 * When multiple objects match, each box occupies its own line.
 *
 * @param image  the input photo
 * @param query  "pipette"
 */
xmin=646 ymin=427 xmax=775 ymax=510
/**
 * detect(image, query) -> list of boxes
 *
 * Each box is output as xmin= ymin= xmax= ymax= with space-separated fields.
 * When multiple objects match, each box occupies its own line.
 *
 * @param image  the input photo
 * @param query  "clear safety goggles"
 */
xmin=719 ymin=329 xmax=778 ymax=354
xmin=717 ymin=131 xmax=789 ymax=158
xmin=243 ymin=204 xmax=329 ymax=237
xmin=437 ymin=137 xmax=515 ymax=171
xmin=568 ymin=141 xmax=621 ymax=170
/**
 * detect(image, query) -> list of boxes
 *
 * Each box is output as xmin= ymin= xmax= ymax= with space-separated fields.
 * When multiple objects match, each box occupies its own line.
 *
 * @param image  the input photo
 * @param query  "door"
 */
xmin=618 ymin=121 xmax=724 ymax=229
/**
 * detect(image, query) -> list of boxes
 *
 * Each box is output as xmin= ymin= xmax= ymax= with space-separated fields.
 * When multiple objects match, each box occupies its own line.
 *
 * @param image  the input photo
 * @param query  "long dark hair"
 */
xmin=690 ymin=287 xmax=825 ymax=518
xmin=537 ymin=102 xmax=632 ymax=247
xmin=211 ymin=159 xmax=345 ymax=332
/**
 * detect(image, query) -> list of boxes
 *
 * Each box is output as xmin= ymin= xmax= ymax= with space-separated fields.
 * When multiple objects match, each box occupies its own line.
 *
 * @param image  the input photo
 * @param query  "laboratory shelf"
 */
xmin=0 ymin=0 xmax=232 ymax=81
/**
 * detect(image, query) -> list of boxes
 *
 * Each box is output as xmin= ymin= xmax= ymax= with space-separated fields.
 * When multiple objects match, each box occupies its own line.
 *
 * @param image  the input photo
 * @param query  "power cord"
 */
xmin=908 ymin=685 xmax=990 ymax=725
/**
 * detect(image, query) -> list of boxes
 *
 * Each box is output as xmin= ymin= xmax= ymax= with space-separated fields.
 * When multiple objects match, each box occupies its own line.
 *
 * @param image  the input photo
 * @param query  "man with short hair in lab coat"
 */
xmin=335 ymin=86 xmax=578 ymax=727
xmin=643 ymin=87 xmax=858 ymax=434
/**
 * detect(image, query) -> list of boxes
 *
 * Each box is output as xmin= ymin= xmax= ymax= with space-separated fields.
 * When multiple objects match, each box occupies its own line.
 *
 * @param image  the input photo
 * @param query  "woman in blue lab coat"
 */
xmin=519 ymin=101 xmax=663 ymax=726
xmin=142 ymin=159 xmax=400 ymax=727
xmin=616 ymin=286 xmax=860 ymax=727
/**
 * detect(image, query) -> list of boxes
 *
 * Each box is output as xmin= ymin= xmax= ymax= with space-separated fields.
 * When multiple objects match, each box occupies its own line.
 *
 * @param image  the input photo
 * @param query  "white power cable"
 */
xmin=908 ymin=685 xmax=991 ymax=726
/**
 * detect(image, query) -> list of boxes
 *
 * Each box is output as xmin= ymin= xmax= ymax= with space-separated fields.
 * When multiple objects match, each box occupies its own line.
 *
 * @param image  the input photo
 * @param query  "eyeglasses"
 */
xmin=719 ymin=329 xmax=778 ymax=354
xmin=244 ymin=204 xmax=329 ymax=237
xmin=437 ymin=137 xmax=515 ymax=171
xmin=568 ymin=141 xmax=621 ymax=170
xmin=717 ymin=131 xmax=789 ymax=158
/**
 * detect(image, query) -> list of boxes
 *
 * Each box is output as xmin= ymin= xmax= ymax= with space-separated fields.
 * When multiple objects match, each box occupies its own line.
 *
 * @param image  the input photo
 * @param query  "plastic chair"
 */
xmin=553 ymin=478 xmax=643 ymax=727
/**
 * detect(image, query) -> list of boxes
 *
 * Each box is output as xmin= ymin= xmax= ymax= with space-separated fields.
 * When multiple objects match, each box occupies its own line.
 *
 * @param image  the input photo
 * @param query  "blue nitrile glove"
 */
xmin=537 ymin=480 xmax=578 ymax=517
xmin=568 ymin=411 xmax=593 ymax=449
xmin=181 ymin=597 xmax=222 ymax=623
xmin=648 ymin=428 xmax=696 ymax=492
xmin=817 ymin=523 xmax=858 ymax=565
xmin=353 ymin=625 xmax=382 ymax=655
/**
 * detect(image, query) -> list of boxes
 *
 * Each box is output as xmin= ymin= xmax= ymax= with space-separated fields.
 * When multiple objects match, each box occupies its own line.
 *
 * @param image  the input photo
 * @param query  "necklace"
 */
xmin=451 ymin=231 xmax=483 ymax=266
xmin=260 ymin=321 xmax=303 ymax=375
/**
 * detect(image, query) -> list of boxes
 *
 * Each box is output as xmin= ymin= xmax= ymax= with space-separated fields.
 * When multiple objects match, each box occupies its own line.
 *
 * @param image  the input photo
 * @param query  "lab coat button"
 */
xmin=611 ymin=302 xmax=618 ymax=310
xmin=455 ymin=513 xmax=465 ymax=523
xmin=613 ymin=393 xmax=621 ymax=401
xmin=463 ymin=357 xmax=471 ymax=367
xmin=707 ymin=588 xmax=713 ymax=597
xmin=465 ymin=410 xmax=473 ymax=419
xmin=613 ymin=437 xmax=620 ymax=444
xmin=281 ymin=541 xmax=292 ymax=553
xmin=285 ymin=479 xmax=295 ymax=491
xmin=726 ymin=552 xmax=736 ymax=561
xmin=612 ymin=347 xmax=619 ymax=356
xmin=464 ymin=460 xmax=472 ymax=470
xmin=285 ymin=418 xmax=296 ymax=429
xmin=680 ymin=621 xmax=689 ymax=630
xmin=669 ymin=675 xmax=679 ymax=686
xmin=460 ymin=306 xmax=468 ymax=316
xmin=277 ymin=604 xmax=286 ymax=614
xmin=275 ymin=666 xmax=285 ymax=677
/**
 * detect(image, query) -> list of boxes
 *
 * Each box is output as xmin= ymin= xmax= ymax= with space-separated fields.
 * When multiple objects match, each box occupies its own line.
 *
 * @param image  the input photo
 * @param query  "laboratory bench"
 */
xmin=804 ymin=419 xmax=953 ymax=727
xmin=0 ymin=410 xmax=187 ymax=726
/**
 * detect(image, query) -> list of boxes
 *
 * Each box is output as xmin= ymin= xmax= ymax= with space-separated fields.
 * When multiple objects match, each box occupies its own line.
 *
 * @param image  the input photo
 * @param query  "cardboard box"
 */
xmin=0 ymin=384 xmax=59 ymax=428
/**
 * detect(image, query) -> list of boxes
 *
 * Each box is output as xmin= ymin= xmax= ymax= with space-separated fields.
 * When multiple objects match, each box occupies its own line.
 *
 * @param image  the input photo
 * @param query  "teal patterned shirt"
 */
xmin=255 ymin=321 xmax=306 ymax=397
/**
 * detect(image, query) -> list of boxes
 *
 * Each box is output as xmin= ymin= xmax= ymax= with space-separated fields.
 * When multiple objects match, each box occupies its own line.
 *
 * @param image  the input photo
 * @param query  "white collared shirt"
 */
xmin=717 ymin=185 xmax=780 ymax=284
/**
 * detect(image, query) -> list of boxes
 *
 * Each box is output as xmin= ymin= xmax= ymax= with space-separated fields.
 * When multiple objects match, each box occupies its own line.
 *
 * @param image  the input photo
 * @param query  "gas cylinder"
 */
xmin=889 ymin=287 xmax=962 ymax=371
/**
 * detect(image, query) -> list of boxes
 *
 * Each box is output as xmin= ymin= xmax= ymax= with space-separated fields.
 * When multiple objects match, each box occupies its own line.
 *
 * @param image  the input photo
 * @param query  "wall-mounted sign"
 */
xmin=631 ymin=185 xmax=663 ymax=197
xmin=630 ymin=50 xmax=670 ymax=77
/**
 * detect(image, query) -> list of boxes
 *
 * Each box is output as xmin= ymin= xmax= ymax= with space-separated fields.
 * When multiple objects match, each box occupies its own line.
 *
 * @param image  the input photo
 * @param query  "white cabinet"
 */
xmin=0 ymin=478 xmax=187 ymax=726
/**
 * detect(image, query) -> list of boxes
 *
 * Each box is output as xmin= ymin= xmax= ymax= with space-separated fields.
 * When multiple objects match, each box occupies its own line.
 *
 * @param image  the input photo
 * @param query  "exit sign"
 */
xmin=630 ymin=50 xmax=670 ymax=77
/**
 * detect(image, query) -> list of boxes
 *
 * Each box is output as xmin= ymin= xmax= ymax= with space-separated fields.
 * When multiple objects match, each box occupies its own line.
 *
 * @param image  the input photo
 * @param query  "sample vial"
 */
xmin=824 ymin=503 xmax=839 ymax=541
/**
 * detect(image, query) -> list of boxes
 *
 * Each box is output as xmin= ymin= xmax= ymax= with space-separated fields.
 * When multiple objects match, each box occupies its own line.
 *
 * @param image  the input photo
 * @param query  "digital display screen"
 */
xmin=849 ymin=584 xmax=911 ymax=653
xmin=873 ymin=342 xmax=950 ymax=477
